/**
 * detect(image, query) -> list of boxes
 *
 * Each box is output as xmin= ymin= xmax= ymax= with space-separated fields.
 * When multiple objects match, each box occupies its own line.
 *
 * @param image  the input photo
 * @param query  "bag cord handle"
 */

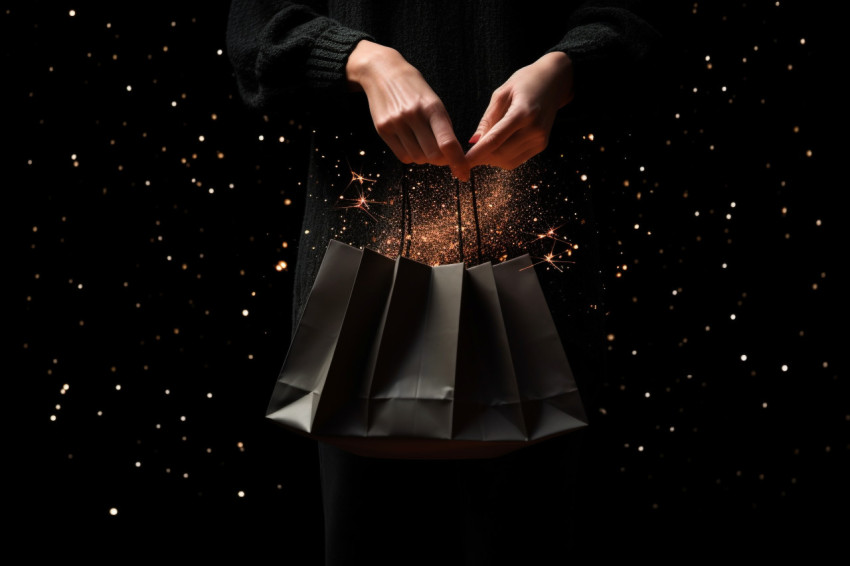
xmin=455 ymin=171 xmax=484 ymax=266
xmin=399 ymin=177 xmax=414 ymax=258
xmin=399 ymin=170 xmax=483 ymax=266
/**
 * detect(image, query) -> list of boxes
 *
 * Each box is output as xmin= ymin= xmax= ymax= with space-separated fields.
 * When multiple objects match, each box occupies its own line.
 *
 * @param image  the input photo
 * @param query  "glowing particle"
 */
xmin=126 ymin=85 xmax=132 ymax=92
xmin=242 ymin=309 xmax=249 ymax=317
xmin=275 ymin=261 xmax=288 ymax=272
xmin=109 ymin=508 xmax=118 ymax=516
xmin=69 ymin=10 xmax=76 ymax=16
xmin=781 ymin=364 xmax=788 ymax=372
xmin=740 ymin=354 xmax=747 ymax=361
xmin=237 ymin=491 xmax=246 ymax=498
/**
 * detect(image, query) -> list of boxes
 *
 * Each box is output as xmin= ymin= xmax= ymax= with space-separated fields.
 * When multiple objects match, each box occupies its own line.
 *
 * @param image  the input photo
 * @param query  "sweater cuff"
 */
xmin=548 ymin=22 xmax=621 ymax=67
xmin=306 ymin=25 xmax=374 ymax=90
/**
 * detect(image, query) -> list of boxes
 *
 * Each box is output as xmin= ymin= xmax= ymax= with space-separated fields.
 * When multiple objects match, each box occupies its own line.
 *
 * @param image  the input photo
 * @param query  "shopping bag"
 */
xmin=266 ymin=239 xmax=587 ymax=459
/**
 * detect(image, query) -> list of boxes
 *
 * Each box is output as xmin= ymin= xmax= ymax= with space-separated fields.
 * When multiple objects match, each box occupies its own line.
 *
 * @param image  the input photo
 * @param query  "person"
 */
xmin=226 ymin=2 xmax=660 ymax=563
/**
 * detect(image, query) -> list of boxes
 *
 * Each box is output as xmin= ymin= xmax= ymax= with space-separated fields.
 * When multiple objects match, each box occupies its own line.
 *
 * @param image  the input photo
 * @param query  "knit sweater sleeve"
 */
xmin=226 ymin=0 xmax=373 ymax=111
xmin=548 ymin=1 xmax=662 ymax=117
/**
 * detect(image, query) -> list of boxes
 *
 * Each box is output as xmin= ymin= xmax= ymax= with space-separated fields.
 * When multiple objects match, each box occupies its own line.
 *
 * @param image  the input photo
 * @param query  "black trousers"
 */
xmin=318 ymin=431 xmax=586 ymax=566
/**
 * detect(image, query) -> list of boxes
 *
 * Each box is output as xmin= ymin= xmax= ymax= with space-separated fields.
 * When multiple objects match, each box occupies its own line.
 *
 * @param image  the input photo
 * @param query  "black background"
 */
xmin=10 ymin=1 xmax=845 ymax=562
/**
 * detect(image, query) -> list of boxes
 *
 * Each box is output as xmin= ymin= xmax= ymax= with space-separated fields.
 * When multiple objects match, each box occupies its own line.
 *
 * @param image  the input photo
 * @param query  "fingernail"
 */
xmin=468 ymin=133 xmax=480 ymax=144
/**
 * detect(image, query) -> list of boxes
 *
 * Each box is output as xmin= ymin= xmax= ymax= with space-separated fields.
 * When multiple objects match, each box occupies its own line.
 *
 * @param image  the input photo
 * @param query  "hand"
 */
xmin=465 ymin=51 xmax=574 ymax=171
xmin=346 ymin=40 xmax=470 ymax=181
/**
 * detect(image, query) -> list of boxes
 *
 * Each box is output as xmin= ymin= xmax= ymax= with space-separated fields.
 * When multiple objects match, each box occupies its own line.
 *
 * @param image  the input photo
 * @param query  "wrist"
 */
xmin=346 ymin=40 xmax=401 ymax=91
xmin=538 ymin=51 xmax=575 ymax=108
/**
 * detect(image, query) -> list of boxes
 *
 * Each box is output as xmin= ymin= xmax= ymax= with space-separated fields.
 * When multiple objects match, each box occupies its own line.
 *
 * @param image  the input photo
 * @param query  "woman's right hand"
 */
xmin=346 ymin=40 xmax=470 ymax=182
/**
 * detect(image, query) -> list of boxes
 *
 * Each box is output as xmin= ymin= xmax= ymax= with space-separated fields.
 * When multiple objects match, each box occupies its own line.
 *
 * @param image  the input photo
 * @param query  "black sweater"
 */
xmin=226 ymin=0 xmax=660 ymax=399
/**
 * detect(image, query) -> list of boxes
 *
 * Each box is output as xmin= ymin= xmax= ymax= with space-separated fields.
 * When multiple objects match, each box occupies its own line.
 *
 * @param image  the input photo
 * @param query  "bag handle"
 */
xmin=399 ymin=170 xmax=484 ymax=266
xmin=398 ymin=177 xmax=414 ymax=258
xmin=454 ymin=171 xmax=484 ymax=266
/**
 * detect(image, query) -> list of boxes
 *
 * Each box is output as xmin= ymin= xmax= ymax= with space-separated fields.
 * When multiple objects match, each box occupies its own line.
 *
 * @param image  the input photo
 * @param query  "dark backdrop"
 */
xmin=10 ymin=1 xmax=844 ymax=562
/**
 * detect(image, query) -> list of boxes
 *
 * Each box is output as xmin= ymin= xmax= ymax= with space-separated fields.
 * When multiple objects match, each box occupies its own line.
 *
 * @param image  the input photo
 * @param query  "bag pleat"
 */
xmin=491 ymin=254 xmax=588 ymax=440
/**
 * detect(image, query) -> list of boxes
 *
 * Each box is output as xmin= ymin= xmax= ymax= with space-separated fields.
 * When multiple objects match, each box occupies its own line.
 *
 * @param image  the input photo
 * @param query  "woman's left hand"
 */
xmin=465 ymin=51 xmax=574 ymax=171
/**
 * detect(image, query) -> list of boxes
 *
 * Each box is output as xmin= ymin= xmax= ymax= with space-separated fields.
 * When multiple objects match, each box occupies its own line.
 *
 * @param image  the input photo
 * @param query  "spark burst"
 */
xmin=346 ymin=161 xmax=377 ymax=189
xmin=521 ymin=222 xmax=573 ymax=246
xmin=336 ymin=164 xmax=387 ymax=221
xmin=336 ymin=191 xmax=387 ymax=222
xmin=522 ymin=240 xmax=575 ymax=272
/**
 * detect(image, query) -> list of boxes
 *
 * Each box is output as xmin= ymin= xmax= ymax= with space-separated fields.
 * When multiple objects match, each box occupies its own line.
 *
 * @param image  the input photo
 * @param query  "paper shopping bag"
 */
xmin=266 ymin=239 xmax=587 ymax=459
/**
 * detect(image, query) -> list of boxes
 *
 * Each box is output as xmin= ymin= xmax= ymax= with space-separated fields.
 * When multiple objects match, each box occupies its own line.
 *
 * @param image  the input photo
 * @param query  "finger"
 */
xmin=409 ymin=113 xmax=445 ymax=165
xmin=429 ymin=111 xmax=469 ymax=181
xmin=465 ymin=106 xmax=531 ymax=167
xmin=469 ymin=89 xmax=511 ymax=144
xmin=503 ymin=146 xmax=542 ymax=170
xmin=379 ymin=131 xmax=413 ymax=164
xmin=396 ymin=125 xmax=429 ymax=164
xmin=469 ymin=125 xmax=546 ymax=170
xmin=497 ymin=127 xmax=548 ymax=166
xmin=443 ymin=139 xmax=470 ymax=181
